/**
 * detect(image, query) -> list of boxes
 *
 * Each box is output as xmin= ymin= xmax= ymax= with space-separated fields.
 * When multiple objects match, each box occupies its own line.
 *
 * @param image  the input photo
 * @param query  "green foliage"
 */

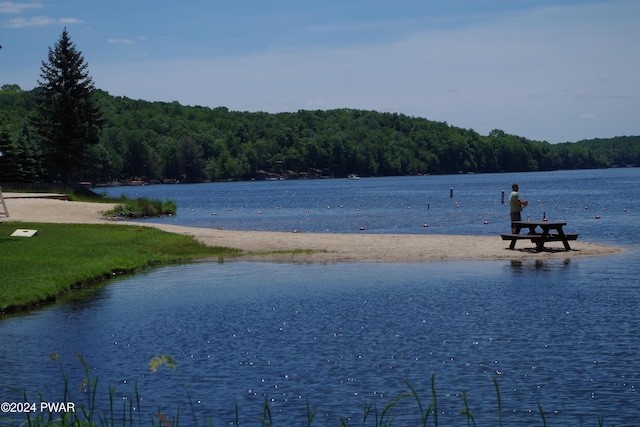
xmin=571 ymin=135 xmax=640 ymax=168
xmin=106 ymin=196 xmax=177 ymax=218
xmin=31 ymin=28 xmax=105 ymax=183
xmin=0 ymin=64 xmax=640 ymax=182
xmin=0 ymin=222 xmax=240 ymax=313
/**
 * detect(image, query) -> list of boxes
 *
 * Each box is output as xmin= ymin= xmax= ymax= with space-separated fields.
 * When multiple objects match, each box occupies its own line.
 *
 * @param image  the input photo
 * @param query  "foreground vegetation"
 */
xmin=2 ymin=353 xmax=617 ymax=427
xmin=0 ymin=222 xmax=240 ymax=313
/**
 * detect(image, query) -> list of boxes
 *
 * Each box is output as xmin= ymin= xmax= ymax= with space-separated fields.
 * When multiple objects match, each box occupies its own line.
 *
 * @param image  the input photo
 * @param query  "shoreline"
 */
xmin=1 ymin=194 xmax=625 ymax=262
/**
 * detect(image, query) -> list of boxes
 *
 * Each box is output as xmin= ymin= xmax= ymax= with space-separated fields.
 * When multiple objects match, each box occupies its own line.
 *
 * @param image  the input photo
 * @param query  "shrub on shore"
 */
xmin=106 ymin=196 xmax=177 ymax=218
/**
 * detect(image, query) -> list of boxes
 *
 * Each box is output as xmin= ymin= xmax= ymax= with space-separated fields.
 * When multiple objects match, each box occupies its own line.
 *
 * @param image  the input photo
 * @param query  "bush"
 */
xmin=108 ymin=196 xmax=177 ymax=218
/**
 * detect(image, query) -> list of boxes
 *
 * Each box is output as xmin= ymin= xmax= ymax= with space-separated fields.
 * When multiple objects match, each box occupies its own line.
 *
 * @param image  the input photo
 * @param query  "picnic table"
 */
xmin=501 ymin=220 xmax=578 ymax=251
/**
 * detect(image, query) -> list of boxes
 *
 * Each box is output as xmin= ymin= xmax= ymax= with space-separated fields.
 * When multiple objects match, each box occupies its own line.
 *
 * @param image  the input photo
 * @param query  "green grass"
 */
xmin=0 ymin=222 xmax=241 ymax=313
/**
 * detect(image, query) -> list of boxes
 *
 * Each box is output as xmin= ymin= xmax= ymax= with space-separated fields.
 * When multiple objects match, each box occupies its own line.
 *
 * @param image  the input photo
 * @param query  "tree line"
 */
xmin=0 ymin=30 xmax=638 ymax=185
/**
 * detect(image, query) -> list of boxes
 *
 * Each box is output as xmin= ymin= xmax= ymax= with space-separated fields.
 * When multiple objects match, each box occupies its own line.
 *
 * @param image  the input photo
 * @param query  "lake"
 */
xmin=1 ymin=169 xmax=639 ymax=425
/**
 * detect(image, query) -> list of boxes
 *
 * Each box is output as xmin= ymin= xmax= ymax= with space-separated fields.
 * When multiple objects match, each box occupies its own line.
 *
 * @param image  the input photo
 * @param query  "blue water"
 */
xmin=1 ymin=169 xmax=639 ymax=426
xmin=99 ymin=169 xmax=639 ymax=248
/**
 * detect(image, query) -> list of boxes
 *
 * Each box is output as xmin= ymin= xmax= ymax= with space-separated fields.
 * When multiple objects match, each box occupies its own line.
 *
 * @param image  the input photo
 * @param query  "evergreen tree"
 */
xmin=0 ymin=126 xmax=24 ymax=181
xmin=33 ymin=28 xmax=105 ymax=182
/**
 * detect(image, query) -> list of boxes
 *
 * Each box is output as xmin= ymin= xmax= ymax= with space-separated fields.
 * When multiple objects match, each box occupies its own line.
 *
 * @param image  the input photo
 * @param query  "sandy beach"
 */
xmin=1 ymin=193 xmax=624 ymax=262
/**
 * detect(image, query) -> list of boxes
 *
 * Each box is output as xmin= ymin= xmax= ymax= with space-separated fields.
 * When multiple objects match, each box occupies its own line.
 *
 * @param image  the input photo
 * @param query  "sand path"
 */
xmin=1 ymin=193 xmax=624 ymax=262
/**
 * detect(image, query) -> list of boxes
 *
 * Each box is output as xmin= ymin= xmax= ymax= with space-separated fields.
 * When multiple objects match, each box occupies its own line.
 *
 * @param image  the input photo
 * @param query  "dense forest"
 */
xmin=1 ymin=83 xmax=638 ymax=185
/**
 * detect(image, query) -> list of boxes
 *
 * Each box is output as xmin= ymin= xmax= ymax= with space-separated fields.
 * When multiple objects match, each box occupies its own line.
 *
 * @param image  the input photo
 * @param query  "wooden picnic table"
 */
xmin=501 ymin=220 xmax=578 ymax=251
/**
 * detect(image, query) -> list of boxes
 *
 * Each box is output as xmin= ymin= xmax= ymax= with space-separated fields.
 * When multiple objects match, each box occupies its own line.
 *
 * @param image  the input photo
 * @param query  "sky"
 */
xmin=1 ymin=0 xmax=638 ymax=143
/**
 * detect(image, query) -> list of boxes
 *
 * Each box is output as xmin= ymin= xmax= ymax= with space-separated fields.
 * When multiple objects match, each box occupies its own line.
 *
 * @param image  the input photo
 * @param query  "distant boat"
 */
xmin=347 ymin=174 xmax=360 ymax=180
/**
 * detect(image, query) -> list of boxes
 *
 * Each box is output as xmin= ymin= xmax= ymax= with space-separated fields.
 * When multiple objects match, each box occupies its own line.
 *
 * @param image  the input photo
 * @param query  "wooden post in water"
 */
xmin=501 ymin=190 xmax=505 ymax=204
xmin=450 ymin=188 xmax=453 ymax=198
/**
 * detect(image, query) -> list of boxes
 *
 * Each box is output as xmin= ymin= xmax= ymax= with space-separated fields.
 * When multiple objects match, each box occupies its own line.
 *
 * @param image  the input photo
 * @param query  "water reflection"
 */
xmin=509 ymin=258 xmax=572 ymax=272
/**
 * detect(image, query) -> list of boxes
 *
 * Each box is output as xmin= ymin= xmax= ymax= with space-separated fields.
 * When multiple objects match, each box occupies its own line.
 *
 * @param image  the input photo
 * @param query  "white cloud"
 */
xmin=0 ymin=1 xmax=43 ymax=14
xmin=108 ymin=38 xmax=134 ymax=45
xmin=4 ymin=15 xmax=81 ymax=27
xmin=6 ymin=15 xmax=52 ymax=27
xmin=59 ymin=17 xmax=82 ymax=24
xmin=93 ymin=1 xmax=639 ymax=142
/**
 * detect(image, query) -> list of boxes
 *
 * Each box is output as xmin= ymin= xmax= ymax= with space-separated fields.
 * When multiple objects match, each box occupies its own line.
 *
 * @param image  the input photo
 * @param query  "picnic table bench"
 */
xmin=501 ymin=220 xmax=578 ymax=251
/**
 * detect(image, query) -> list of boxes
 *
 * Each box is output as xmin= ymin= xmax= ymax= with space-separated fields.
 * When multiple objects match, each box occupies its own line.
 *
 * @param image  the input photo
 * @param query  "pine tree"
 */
xmin=33 ymin=28 xmax=104 ymax=183
xmin=0 ymin=126 xmax=24 ymax=181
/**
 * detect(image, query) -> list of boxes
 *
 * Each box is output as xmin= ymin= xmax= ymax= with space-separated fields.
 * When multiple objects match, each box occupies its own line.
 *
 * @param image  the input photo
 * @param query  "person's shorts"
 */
xmin=510 ymin=211 xmax=521 ymax=222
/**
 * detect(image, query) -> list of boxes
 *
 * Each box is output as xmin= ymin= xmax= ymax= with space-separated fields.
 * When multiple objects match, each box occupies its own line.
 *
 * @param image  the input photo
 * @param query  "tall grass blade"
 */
xmin=306 ymin=401 xmax=318 ymax=427
xmin=402 ymin=379 xmax=431 ymax=427
xmin=360 ymin=400 xmax=374 ymax=427
xmin=431 ymin=373 xmax=438 ymax=427
xmin=538 ymin=402 xmax=547 ymax=427
xmin=379 ymin=391 xmax=412 ymax=427
xmin=459 ymin=390 xmax=476 ymax=427
xmin=493 ymin=378 xmax=503 ymax=427
xmin=258 ymin=397 xmax=273 ymax=427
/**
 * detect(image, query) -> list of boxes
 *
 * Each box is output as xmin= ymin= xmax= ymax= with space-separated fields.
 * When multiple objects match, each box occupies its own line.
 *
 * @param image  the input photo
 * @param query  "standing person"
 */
xmin=509 ymin=183 xmax=528 ymax=233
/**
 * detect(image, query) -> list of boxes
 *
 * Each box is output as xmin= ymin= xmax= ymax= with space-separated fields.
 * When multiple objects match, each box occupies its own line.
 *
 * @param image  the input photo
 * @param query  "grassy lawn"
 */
xmin=0 ymin=222 xmax=241 ymax=313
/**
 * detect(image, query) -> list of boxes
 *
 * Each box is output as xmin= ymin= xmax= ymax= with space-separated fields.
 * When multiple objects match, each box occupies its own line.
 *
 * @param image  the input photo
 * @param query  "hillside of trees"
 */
xmin=1 ymin=83 xmax=638 ymax=185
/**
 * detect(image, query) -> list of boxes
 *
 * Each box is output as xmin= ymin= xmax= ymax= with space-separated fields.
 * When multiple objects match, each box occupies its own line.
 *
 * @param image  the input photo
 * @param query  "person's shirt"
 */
xmin=509 ymin=191 xmax=521 ymax=212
